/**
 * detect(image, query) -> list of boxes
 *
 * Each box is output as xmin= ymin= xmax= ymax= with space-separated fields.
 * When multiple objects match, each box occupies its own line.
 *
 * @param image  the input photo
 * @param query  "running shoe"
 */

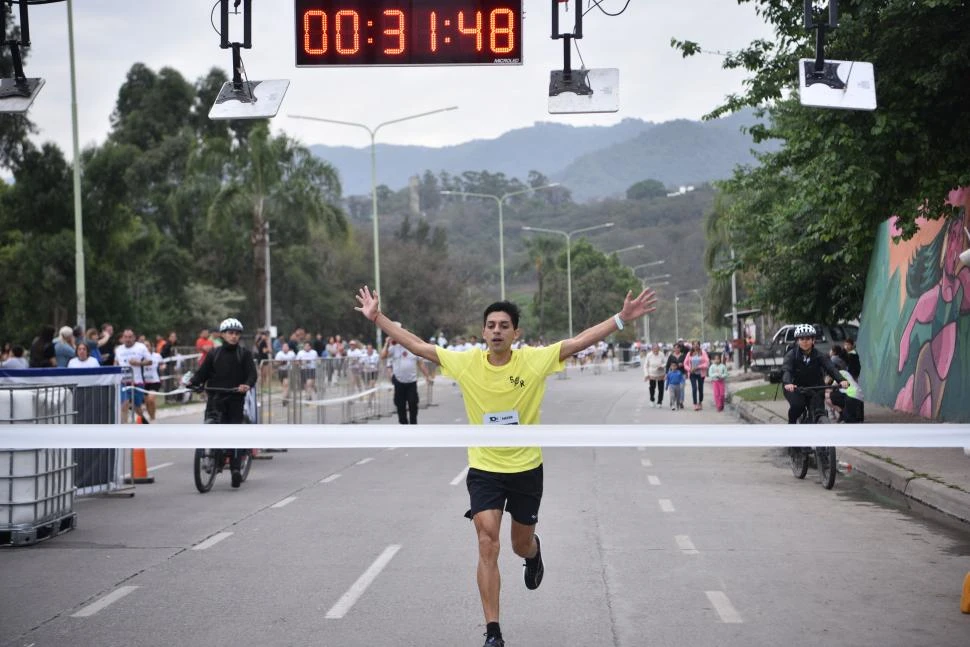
xmin=523 ymin=533 xmax=544 ymax=590
xmin=482 ymin=635 xmax=505 ymax=647
xmin=231 ymin=470 xmax=242 ymax=488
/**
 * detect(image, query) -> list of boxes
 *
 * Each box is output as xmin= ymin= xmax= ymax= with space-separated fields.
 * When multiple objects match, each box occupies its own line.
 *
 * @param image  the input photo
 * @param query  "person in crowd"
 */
xmin=29 ymin=325 xmax=57 ymax=368
xmin=195 ymin=328 xmax=214 ymax=365
xmin=274 ymin=342 xmax=296 ymax=401
xmin=67 ymin=342 xmax=100 ymax=368
xmin=382 ymin=326 xmax=432 ymax=424
xmin=355 ymin=285 xmax=656 ymax=647
xmin=1 ymin=344 xmax=29 ymax=369
xmin=708 ymin=352 xmax=730 ymax=412
xmin=142 ymin=344 xmax=163 ymax=421
xmin=254 ymin=329 xmax=272 ymax=385
xmin=115 ymin=328 xmax=152 ymax=422
xmin=98 ymin=323 xmax=116 ymax=366
xmin=84 ymin=328 xmax=103 ymax=363
xmin=683 ymin=340 xmax=710 ymax=411
xmin=665 ymin=359 xmax=686 ymax=411
xmin=664 ymin=342 xmax=686 ymax=409
xmin=642 ymin=343 xmax=667 ymax=408
xmin=296 ymin=340 xmax=319 ymax=396
xmin=54 ymin=326 xmax=76 ymax=367
xmin=842 ymin=337 xmax=864 ymax=422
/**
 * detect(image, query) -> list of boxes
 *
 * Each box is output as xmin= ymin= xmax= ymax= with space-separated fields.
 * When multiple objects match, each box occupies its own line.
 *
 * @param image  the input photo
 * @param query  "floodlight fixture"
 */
xmin=0 ymin=0 xmax=43 ymax=114
xmin=209 ymin=0 xmax=289 ymax=120
xmin=798 ymin=0 xmax=876 ymax=111
xmin=547 ymin=1 xmax=618 ymax=114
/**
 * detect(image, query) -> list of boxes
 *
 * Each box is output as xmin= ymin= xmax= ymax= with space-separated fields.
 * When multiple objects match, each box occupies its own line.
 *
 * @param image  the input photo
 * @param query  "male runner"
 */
xmin=355 ymin=285 xmax=657 ymax=646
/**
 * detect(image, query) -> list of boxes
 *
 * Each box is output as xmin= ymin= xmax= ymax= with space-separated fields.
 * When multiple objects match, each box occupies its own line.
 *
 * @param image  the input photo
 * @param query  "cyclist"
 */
xmin=782 ymin=324 xmax=849 ymax=424
xmin=186 ymin=317 xmax=258 ymax=487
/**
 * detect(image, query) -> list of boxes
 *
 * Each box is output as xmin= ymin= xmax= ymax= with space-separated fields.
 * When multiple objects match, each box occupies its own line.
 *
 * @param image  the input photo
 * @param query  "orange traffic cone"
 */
xmin=124 ymin=416 xmax=155 ymax=484
xmin=961 ymin=572 xmax=970 ymax=614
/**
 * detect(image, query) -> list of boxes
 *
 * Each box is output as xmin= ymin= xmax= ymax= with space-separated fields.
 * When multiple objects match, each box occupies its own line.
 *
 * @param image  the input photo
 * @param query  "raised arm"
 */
xmin=558 ymin=288 xmax=658 ymax=362
xmin=355 ymin=286 xmax=440 ymax=364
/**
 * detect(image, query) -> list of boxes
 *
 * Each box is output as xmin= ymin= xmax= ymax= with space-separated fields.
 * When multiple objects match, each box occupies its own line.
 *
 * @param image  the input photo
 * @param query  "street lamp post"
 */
xmin=675 ymin=289 xmax=704 ymax=342
xmin=632 ymin=261 xmax=666 ymax=343
xmin=441 ymin=183 xmax=560 ymax=300
xmin=289 ymin=106 xmax=458 ymax=346
xmin=606 ymin=243 xmax=644 ymax=256
xmin=522 ymin=222 xmax=614 ymax=338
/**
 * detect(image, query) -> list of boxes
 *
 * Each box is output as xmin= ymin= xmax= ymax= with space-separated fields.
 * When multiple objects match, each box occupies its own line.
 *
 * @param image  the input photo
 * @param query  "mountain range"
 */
xmin=309 ymin=109 xmax=776 ymax=202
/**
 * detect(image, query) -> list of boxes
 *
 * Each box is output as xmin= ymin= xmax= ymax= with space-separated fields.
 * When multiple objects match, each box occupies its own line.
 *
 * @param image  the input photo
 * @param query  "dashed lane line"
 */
xmin=271 ymin=496 xmax=298 ymax=508
xmin=71 ymin=586 xmax=139 ymax=618
xmin=705 ymin=591 xmax=743 ymax=623
xmin=450 ymin=466 xmax=469 ymax=486
xmin=659 ymin=499 xmax=675 ymax=512
xmin=641 ymin=458 xmax=652 ymax=467
xmin=356 ymin=457 xmax=374 ymax=465
xmin=326 ymin=545 xmax=402 ymax=619
xmin=320 ymin=474 xmax=341 ymax=484
xmin=192 ymin=531 xmax=233 ymax=550
xmin=675 ymin=535 xmax=698 ymax=554
xmin=647 ymin=475 xmax=661 ymax=486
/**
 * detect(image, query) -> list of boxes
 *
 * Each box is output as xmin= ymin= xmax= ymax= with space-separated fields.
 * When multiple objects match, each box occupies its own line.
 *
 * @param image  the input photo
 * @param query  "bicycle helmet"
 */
xmin=793 ymin=323 xmax=816 ymax=339
xmin=219 ymin=317 xmax=244 ymax=333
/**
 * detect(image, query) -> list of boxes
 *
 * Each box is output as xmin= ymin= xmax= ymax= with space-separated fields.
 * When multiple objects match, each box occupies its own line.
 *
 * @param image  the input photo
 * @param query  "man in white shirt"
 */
xmin=115 ymin=328 xmax=151 ymax=422
xmin=296 ymin=341 xmax=319 ymax=395
xmin=275 ymin=342 xmax=296 ymax=401
xmin=382 ymin=329 xmax=431 ymax=424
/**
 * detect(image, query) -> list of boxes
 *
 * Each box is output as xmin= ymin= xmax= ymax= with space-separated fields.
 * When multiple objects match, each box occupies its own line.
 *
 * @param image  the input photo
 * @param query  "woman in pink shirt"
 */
xmin=684 ymin=340 xmax=710 ymax=411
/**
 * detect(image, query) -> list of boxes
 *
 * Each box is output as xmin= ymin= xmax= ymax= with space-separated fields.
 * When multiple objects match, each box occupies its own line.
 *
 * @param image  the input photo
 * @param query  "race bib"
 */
xmin=483 ymin=410 xmax=520 ymax=425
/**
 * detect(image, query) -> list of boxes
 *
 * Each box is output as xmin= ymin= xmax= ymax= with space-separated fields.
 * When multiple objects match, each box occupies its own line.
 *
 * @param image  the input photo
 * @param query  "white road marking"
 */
xmin=71 ymin=586 xmax=139 ymax=618
xmin=450 ymin=466 xmax=469 ymax=486
xmin=637 ymin=447 xmax=646 ymax=452
xmin=659 ymin=499 xmax=675 ymax=512
xmin=355 ymin=457 xmax=374 ymax=465
xmin=320 ymin=474 xmax=341 ymax=484
xmin=705 ymin=591 xmax=743 ymax=623
xmin=192 ymin=532 xmax=233 ymax=551
xmin=675 ymin=535 xmax=698 ymax=554
xmin=326 ymin=545 xmax=402 ymax=619
xmin=385 ymin=447 xmax=398 ymax=451
xmin=148 ymin=462 xmax=174 ymax=472
xmin=647 ymin=475 xmax=661 ymax=486
xmin=641 ymin=458 xmax=652 ymax=467
xmin=271 ymin=496 xmax=297 ymax=508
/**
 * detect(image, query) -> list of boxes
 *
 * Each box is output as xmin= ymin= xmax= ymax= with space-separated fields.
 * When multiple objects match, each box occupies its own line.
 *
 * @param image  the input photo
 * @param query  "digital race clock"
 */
xmin=294 ymin=0 xmax=522 ymax=66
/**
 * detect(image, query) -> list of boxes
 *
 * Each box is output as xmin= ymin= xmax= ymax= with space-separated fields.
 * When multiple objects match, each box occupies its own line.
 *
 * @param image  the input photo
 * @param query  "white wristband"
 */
xmin=613 ymin=314 xmax=624 ymax=330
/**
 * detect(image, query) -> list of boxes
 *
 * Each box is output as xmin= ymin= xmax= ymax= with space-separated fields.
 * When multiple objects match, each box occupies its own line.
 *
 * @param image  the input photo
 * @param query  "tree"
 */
xmin=520 ymin=235 xmax=565 ymax=337
xmin=674 ymin=0 xmax=970 ymax=320
xmin=626 ymin=179 xmax=667 ymax=201
xmin=208 ymin=122 xmax=348 ymax=329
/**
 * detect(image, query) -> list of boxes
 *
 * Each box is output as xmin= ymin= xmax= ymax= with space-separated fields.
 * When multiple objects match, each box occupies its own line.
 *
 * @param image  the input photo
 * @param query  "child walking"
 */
xmin=708 ymin=353 xmax=729 ymax=412
xmin=665 ymin=361 xmax=685 ymax=411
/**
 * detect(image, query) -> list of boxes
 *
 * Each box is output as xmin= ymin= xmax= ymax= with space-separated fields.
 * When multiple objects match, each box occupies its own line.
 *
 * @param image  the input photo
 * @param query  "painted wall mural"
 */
xmin=858 ymin=188 xmax=970 ymax=423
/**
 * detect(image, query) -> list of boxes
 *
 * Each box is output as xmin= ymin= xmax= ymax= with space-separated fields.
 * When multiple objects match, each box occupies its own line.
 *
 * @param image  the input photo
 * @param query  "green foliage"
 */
xmin=627 ymin=179 xmax=667 ymax=201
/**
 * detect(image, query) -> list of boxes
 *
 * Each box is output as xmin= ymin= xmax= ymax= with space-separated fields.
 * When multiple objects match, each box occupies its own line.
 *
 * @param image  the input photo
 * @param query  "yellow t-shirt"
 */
xmin=436 ymin=343 xmax=565 ymax=473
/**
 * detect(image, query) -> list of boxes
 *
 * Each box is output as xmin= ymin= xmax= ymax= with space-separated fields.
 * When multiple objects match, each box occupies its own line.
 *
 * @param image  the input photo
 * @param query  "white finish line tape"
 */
xmin=1 ymin=424 xmax=967 ymax=448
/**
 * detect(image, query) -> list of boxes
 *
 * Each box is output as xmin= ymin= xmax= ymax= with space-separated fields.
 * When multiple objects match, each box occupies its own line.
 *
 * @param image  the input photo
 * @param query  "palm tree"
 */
xmin=521 ymin=236 xmax=565 ymax=336
xmin=208 ymin=123 xmax=348 ymax=328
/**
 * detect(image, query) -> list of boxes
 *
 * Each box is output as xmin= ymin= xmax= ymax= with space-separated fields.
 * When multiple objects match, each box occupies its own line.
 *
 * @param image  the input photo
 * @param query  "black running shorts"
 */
xmin=464 ymin=464 xmax=543 ymax=525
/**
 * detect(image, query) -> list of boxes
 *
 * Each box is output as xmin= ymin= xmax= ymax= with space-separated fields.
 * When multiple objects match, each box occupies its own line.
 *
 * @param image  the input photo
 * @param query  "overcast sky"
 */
xmin=17 ymin=0 xmax=775 ymax=155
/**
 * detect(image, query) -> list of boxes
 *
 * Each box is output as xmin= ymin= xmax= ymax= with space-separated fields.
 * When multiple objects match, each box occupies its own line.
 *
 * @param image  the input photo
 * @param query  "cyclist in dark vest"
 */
xmin=186 ymin=317 xmax=257 ymax=487
xmin=782 ymin=324 xmax=849 ymax=424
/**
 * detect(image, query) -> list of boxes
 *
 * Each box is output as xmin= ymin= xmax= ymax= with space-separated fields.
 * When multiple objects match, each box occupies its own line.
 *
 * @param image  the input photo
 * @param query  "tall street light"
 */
xmin=441 ymin=183 xmax=560 ymax=300
xmin=632 ymin=264 xmax=669 ymax=344
xmin=606 ymin=243 xmax=644 ymax=256
xmin=675 ymin=289 xmax=704 ymax=342
xmin=522 ymin=222 xmax=614 ymax=338
xmin=289 ymin=106 xmax=458 ymax=346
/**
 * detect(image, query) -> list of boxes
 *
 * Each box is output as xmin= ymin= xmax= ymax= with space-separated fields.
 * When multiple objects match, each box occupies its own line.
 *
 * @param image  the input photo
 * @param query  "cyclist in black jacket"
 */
xmin=187 ymin=317 xmax=258 ymax=486
xmin=782 ymin=324 xmax=849 ymax=424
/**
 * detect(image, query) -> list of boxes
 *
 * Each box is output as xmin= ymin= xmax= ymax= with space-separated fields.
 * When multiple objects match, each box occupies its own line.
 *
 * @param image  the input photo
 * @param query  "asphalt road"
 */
xmin=2 ymin=367 xmax=968 ymax=646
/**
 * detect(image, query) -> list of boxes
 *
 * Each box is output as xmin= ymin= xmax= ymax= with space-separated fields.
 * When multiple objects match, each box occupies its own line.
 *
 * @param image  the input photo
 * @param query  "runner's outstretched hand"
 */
xmin=619 ymin=287 xmax=659 ymax=321
xmin=355 ymin=286 xmax=380 ymax=322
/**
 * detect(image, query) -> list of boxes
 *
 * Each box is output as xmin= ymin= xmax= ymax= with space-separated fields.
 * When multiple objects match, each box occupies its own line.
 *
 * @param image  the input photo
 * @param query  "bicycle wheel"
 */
xmin=194 ymin=449 xmax=218 ymax=493
xmin=239 ymin=451 xmax=252 ymax=483
xmin=789 ymin=447 xmax=809 ymax=479
xmin=817 ymin=446 xmax=837 ymax=490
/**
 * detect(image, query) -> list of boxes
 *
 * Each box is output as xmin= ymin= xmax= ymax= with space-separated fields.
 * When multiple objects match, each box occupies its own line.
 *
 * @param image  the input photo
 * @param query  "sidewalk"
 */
xmin=724 ymin=370 xmax=970 ymax=525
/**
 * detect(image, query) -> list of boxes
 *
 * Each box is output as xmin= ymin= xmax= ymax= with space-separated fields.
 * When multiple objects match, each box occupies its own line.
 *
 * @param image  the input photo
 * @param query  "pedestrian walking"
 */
xmin=665 ymin=360 xmax=685 ymax=411
xmin=642 ymin=343 xmax=666 ymax=408
xmin=708 ymin=353 xmax=729 ymax=412
xmin=355 ymin=284 xmax=657 ymax=647
xmin=684 ymin=340 xmax=710 ymax=411
xmin=382 ymin=327 xmax=432 ymax=424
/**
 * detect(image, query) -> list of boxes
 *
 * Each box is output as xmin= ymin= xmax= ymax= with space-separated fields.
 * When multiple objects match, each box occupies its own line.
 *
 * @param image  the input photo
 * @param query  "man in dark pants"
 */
xmin=381 ymin=324 xmax=431 ymax=424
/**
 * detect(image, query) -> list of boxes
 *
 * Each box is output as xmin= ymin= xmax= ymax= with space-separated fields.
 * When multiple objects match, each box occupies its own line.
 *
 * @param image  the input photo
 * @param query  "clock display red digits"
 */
xmin=294 ymin=0 xmax=522 ymax=66
xmin=457 ymin=11 xmax=483 ymax=52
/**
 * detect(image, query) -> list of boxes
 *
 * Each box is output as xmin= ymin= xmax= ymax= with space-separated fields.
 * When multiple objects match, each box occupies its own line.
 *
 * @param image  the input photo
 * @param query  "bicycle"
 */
xmin=190 ymin=385 xmax=254 ymax=493
xmin=787 ymin=385 xmax=838 ymax=490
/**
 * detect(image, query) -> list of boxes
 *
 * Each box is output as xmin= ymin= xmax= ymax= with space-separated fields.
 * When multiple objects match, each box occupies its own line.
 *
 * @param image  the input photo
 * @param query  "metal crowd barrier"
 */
xmin=257 ymin=357 xmax=435 ymax=425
